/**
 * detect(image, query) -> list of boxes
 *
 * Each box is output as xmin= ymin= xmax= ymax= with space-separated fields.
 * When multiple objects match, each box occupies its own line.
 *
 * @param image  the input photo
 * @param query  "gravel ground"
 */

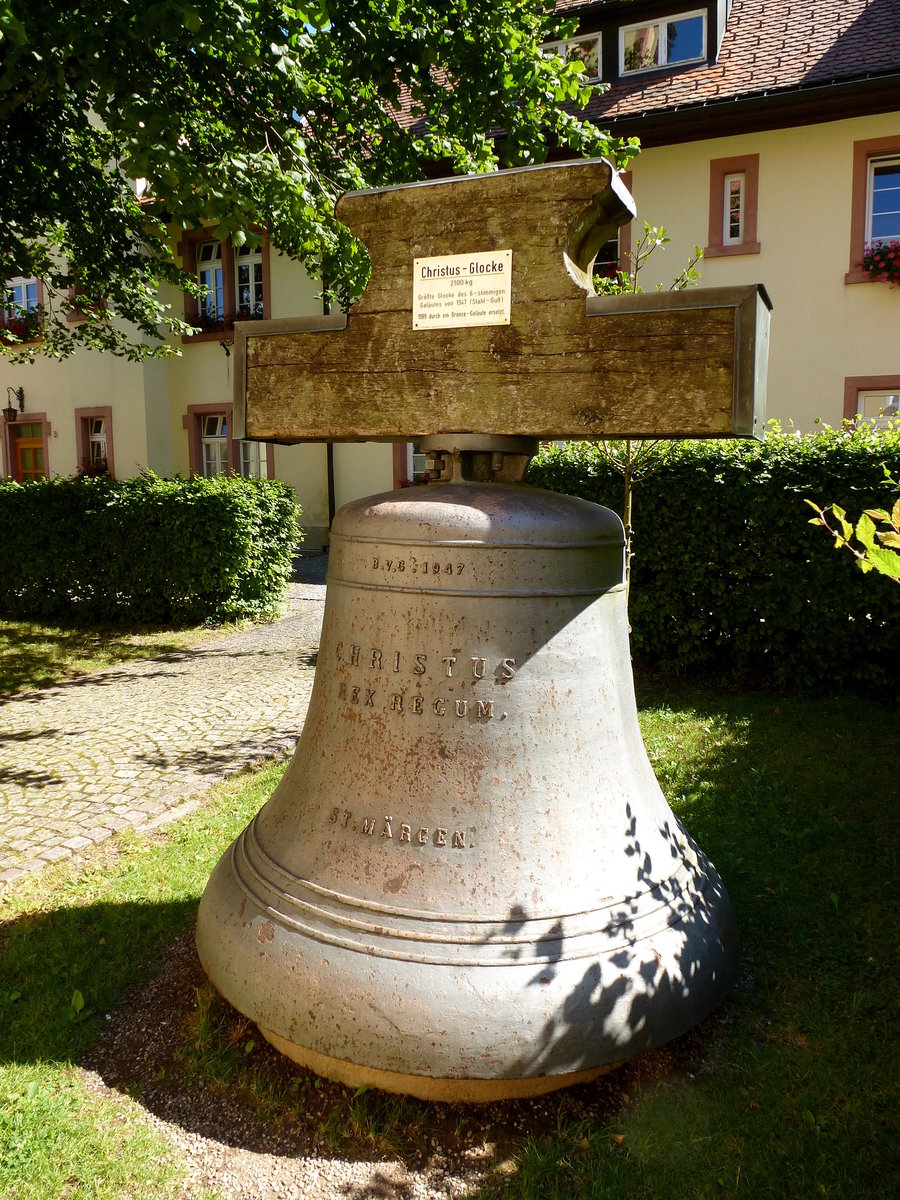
xmin=79 ymin=925 xmax=710 ymax=1200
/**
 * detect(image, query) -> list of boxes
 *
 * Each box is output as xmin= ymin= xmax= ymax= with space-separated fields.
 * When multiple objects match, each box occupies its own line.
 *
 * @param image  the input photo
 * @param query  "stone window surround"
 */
xmin=843 ymin=374 xmax=900 ymax=423
xmin=705 ymin=154 xmax=760 ymax=257
xmin=846 ymin=134 xmax=900 ymax=284
xmin=74 ymin=405 xmax=115 ymax=477
xmin=182 ymin=401 xmax=275 ymax=478
xmin=178 ymin=230 xmax=272 ymax=344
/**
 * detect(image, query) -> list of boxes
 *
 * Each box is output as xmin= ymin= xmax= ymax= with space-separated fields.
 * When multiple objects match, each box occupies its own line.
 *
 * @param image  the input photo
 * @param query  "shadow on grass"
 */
xmin=0 ymin=620 xmax=321 ymax=702
xmin=0 ymin=897 xmax=200 ymax=1068
xmin=0 ymin=619 xmax=200 ymax=697
xmin=1 ymin=682 xmax=897 ymax=1196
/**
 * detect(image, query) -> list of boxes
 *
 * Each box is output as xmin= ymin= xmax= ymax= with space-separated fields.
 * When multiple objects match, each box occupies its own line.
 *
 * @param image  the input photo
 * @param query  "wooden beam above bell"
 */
xmin=233 ymin=159 xmax=771 ymax=443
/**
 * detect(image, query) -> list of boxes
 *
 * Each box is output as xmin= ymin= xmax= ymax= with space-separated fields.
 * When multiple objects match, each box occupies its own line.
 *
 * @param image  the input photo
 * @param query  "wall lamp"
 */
xmin=3 ymin=386 xmax=24 ymax=423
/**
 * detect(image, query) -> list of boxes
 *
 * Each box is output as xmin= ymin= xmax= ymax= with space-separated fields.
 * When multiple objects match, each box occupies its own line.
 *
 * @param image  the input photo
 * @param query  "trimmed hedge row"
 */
xmin=527 ymin=424 xmax=900 ymax=696
xmin=0 ymin=473 xmax=300 ymax=624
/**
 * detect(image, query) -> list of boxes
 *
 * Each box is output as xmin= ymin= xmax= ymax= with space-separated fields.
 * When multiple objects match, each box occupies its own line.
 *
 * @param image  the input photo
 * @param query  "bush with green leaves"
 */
xmin=0 ymin=473 xmax=300 ymax=624
xmin=528 ymin=423 xmax=900 ymax=695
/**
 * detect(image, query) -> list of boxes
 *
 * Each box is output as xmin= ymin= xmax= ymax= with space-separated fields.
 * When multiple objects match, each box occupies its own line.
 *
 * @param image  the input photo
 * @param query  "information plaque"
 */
xmin=412 ymin=250 xmax=512 ymax=330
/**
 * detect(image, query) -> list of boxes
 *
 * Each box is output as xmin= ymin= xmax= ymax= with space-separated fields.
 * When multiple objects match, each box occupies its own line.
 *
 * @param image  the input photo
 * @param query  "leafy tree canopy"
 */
xmin=0 ymin=0 xmax=637 ymax=360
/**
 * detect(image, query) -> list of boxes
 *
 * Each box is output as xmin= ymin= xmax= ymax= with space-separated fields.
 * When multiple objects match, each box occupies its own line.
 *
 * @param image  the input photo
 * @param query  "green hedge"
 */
xmin=527 ymin=424 xmax=900 ymax=696
xmin=0 ymin=474 xmax=300 ymax=624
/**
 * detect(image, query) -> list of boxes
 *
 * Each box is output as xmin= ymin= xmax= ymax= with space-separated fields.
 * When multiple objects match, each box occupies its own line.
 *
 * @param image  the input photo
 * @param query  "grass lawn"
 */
xmin=1 ymin=683 xmax=897 ymax=1199
xmin=0 ymin=617 xmax=249 ymax=697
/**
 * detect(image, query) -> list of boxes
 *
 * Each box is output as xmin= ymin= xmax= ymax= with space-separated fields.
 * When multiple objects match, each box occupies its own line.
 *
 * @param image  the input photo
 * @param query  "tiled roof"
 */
xmin=581 ymin=0 xmax=900 ymax=125
xmin=393 ymin=2 xmax=899 ymax=142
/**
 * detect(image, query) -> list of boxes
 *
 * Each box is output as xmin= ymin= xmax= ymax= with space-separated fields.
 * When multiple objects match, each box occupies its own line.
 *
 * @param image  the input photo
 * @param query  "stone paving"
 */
xmin=0 ymin=557 xmax=328 ymax=889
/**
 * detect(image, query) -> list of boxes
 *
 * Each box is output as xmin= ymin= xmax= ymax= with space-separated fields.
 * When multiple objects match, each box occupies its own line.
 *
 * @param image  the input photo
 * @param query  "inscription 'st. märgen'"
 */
xmin=413 ymin=250 xmax=512 ymax=330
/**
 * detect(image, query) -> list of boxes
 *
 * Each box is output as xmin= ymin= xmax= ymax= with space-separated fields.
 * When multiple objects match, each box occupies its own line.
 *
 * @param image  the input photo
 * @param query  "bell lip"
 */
xmin=257 ymin=1028 xmax=623 ymax=1102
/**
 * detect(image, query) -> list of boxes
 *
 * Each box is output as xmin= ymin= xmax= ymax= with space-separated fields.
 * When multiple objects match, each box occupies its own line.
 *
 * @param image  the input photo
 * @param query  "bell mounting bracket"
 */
xmin=232 ymin=158 xmax=771 ymax=446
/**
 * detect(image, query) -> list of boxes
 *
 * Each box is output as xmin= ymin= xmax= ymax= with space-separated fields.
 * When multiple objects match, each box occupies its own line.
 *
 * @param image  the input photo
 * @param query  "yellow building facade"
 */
xmin=2 ymin=0 xmax=898 ymax=549
xmin=619 ymin=111 xmax=900 ymax=433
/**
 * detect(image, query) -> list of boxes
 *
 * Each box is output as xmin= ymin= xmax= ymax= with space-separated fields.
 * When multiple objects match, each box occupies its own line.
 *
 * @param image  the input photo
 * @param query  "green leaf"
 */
xmin=866 ymin=545 xmax=900 ymax=579
xmin=855 ymin=513 xmax=877 ymax=551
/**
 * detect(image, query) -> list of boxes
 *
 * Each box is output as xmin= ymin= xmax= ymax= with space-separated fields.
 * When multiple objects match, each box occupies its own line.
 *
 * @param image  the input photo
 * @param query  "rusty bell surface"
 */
xmin=196 ymin=481 xmax=738 ymax=1101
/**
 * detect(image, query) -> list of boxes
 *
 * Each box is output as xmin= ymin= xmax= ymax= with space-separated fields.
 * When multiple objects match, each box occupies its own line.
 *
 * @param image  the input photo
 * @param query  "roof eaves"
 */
xmin=597 ymin=69 xmax=900 ymax=146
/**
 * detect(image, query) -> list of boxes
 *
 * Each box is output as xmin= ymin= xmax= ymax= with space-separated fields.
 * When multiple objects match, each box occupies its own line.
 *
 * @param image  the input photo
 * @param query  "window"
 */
xmin=620 ymin=11 xmax=705 ymax=74
xmin=183 ymin=403 xmax=275 ymax=478
xmin=706 ymin=155 xmax=760 ymax=257
xmin=180 ymin=232 xmax=270 ymax=339
xmin=87 ymin=418 xmax=107 ymax=464
xmin=201 ymin=413 xmax=229 ymax=477
xmin=197 ymin=241 xmax=225 ymax=326
xmin=593 ymin=170 xmax=634 ymax=282
xmin=847 ymin=136 xmax=900 ymax=283
xmin=593 ymin=233 xmax=621 ymax=281
xmin=844 ymin=377 xmax=900 ymax=425
xmin=723 ymin=174 xmax=744 ymax=245
xmin=393 ymin=442 xmax=430 ymax=487
xmin=239 ymin=438 xmax=270 ymax=479
xmin=4 ymin=277 xmax=38 ymax=316
xmin=858 ymin=390 xmax=899 ymax=428
xmin=1 ymin=276 xmax=42 ymax=342
xmin=235 ymin=244 xmax=265 ymax=318
xmin=844 ymin=377 xmax=900 ymax=427
xmin=867 ymin=157 xmax=900 ymax=247
xmin=542 ymin=32 xmax=602 ymax=81
xmin=75 ymin=406 xmax=114 ymax=477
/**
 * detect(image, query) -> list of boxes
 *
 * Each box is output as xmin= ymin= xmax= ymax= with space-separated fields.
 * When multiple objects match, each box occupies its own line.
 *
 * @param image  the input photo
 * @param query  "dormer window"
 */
xmin=542 ymin=32 xmax=602 ymax=82
xmin=620 ymin=11 xmax=706 ymax=75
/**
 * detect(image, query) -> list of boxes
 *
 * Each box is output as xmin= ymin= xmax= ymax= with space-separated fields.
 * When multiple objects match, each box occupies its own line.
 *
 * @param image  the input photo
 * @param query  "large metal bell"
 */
xmin=196 ymin=460 xmax=738 ymax=1101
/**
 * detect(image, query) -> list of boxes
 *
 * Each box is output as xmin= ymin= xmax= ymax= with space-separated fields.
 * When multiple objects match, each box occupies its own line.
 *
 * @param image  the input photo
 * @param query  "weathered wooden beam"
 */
xmin=233 ymin=160 xmax=771 ymax=442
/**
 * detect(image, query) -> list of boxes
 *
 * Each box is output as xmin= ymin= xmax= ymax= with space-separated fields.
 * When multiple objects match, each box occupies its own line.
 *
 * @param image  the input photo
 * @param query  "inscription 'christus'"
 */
xmin=335 ymin=643 xmax=517 ymax=684
xmin=328 ymin=808 xmax=475 ymax=850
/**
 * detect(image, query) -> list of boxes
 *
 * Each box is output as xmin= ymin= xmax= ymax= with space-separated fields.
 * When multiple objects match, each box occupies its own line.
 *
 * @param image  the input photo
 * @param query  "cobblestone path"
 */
xmin=0 ymin=561 xmax=327 ymax=888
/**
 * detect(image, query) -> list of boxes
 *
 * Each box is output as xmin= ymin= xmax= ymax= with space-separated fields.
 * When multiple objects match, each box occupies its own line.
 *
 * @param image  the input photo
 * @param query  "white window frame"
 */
xmin=723 ymin=173 xmax=745 ymax=246
xmin=87 ymin=417 xmax=107 ymax=465
xmin=619 ymin=10 xmax=706 ymax=75
xmin=866 ymin=156 xmax=900 ymax=247
xmin=404 ymin=442 xmax=429 ymax=482
xmin=857 ymin=390 xmax=900 ymax=429
xmin=542 ymin=32 xmax=602 ymax=82
xmin=239 ymin=439 xmax=270 ymax=479
xmin=593 ymin=230 xmax=622 ymax=280
xmin=235 ymin=244 xmax=264 ymax=318
xmin=197 ymin=241 xmax=225 ymax=322
xmin=201 ymin=412 xmax=229 ymax=477
xmin=3 ymin=276 xmax=38 ymax=319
